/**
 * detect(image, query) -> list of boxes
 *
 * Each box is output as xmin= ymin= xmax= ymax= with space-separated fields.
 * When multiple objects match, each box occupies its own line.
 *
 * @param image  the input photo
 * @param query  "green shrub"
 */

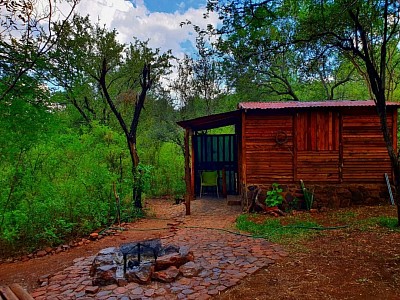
xmin=0 ymin=123 xmax=143 ymax=255
xmin=300 ymin=180 xmax=314 ymax=211
xmin=265 ymin=183 xmax=284 ymax=207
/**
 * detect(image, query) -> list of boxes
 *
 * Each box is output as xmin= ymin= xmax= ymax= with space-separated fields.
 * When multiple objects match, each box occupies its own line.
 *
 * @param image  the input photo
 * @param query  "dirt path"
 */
xmin=0 ymin=197 xmax=241 ymax=292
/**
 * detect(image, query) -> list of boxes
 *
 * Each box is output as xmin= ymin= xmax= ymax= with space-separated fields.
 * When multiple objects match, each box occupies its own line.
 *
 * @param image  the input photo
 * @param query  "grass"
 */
xmin=357 ymin=216 xmax=400 ymax=230
xmin=236 ymin=214 xmax=321 ymax=244
xmin=333 ymin=210 xmax=357 ymax=223
xmin=236 ymin=211 xmax=400 ymax=245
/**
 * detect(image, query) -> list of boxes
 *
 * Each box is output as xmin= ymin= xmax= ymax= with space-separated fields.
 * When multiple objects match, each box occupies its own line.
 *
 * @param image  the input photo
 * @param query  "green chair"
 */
xmin=200 ymin=171 xmax=219 ymax=198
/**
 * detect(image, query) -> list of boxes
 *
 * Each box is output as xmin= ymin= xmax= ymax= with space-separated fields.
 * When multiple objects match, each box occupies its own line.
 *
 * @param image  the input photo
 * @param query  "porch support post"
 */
xmin=184 ymin=128 xmax=193 ymax=215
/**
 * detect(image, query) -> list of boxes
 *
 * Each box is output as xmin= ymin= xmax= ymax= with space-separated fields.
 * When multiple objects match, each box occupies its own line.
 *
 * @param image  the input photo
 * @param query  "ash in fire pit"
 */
xmin=90 ymin=239 xmax=200 ymax=286
xmin=120 ymin=239 xmax=162 ymax=272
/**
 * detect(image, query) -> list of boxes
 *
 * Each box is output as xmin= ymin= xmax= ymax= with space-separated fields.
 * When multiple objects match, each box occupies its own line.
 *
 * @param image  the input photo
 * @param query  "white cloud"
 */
xmin=70 ymin=0 xmax=220 ymax=58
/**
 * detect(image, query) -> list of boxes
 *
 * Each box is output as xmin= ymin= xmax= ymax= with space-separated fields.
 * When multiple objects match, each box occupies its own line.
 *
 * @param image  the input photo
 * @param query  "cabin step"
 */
xmin=227 ymin=200 xmax=241 ymax=206
xmin=227 ymin=195 xmax=242 ymax=206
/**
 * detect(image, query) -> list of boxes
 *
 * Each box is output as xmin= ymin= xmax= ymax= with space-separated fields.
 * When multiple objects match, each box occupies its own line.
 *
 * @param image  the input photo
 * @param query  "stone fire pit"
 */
xmin=90 ymin=239 xmax=202 ymax=286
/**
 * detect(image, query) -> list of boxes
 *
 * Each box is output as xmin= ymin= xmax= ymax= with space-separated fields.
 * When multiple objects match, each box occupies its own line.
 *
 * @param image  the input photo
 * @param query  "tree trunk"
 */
xmin=99 ymin=60 xmax=152 ymax=211
xmin=127 ymin=137 xmax=142 ymax=209
xmin=393 ymin=164 xmax=400 ymax=226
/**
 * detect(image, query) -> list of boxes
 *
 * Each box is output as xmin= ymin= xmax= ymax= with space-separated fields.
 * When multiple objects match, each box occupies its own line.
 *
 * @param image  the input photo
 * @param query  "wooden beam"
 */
xmin=241 ymin=111 xmax=247 ymax=186
xmin=222 ymin=167 xmax=227 ymax=198
xmin=190 ymin=130 xmax=195 ymax=200
xmin=0 ymin=286 xmax=19 ymax=300
xmin=9 ymin=284 xmax=34 ymax=300
xmin=293 ymin=112 xmax=298 ymax=182
xmin=339 ymin=112 xmax=343 ymax=183
xmin=392 ymin=108 xmax=397 ymax=181
xmin=184 ymin=128 xmax=192 ymax=215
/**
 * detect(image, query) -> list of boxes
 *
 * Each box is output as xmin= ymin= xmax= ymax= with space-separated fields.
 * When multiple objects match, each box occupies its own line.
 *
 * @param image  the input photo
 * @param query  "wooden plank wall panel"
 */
xmin=342 ymin=111 xmax=392 ymax=182
xmin=244 ymin=114 xmax=294 ymax=184
xmin=297 ymin=111 xmax=339 ymax=151
xmin=296 ymin=111 xmax=340 ymax=182
xmin=297 ymin=151 xmax=339 ymax=182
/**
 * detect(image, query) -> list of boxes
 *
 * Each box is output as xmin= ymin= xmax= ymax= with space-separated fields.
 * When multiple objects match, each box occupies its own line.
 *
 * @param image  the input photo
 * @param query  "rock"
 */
xmin=125 ymin=263 xmax=154 ymax=284
xmin=98 ymin=247 xmax=118 ymax=255
xmin=44 ymin=247 xmax=53 ymax=253
xmin=92 ymin=264 xmax=118 ymax=286
xmin=155 ymin=251 xmax=194 ymax=271
xmin=36 ymin=250 xmax=47 ymax=257
xmin=152 ymin=266 xmax=180 ymax=283
xmin=117 ymin=278 xmax=128 ymax=287
xmin=167 ymin=222 xmax=181 ymax=227
xmin=85 ymin=286 xmax=99 ymax=294
xmin=38 ymin=274 xmax=51 ymax=284
xmin=62 ymin=244 xmax=70 ymax=250
xmin=179 ymin=261 xmax=203 ymax=278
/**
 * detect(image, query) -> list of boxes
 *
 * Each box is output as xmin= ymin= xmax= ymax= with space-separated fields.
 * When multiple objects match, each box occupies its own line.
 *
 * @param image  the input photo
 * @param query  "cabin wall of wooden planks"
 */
xmin=242 ymin=107 xmax=396 ymax=187
xmin=243 ymin=112 xmax=294 ymax=184
xmin=341 ymin=108 xmax=394 ymax=182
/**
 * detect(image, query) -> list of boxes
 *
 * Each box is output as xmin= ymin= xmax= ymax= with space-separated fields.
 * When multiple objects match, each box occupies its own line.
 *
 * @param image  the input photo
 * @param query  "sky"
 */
xmin=68 ymin=0 xmax=220 ymax=59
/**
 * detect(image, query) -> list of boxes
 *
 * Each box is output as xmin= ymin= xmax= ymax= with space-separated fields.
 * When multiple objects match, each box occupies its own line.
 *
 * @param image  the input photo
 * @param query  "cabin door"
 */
xmin=193 ymin=134 xmax=238 ymax=196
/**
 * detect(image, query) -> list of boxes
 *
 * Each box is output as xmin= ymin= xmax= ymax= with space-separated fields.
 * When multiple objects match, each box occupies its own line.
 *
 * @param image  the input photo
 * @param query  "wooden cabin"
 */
xmin=177 ymin=100 xmax=399 ymax=212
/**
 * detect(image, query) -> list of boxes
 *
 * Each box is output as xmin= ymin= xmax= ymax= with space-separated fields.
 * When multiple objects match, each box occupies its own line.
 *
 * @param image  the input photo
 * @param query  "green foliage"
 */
xmin=140 ymin=142 xmax=185 ymax=197
xmin=236 ymin=214 xmax=318 ymax=244
xmin=0 ymin=121 xmax=143 ymax=255
xmin=300 ymin=180 xmax=314 ymax=211
xmin=286 ymin=197 xmax=299 ymax=213
xmin=265 ymin=183 xmax=284 ymax=207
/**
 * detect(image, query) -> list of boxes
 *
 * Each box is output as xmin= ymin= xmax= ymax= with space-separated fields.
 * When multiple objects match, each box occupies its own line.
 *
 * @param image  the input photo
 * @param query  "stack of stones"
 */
xmin=90 ymin=239 xmax=203 ymax=286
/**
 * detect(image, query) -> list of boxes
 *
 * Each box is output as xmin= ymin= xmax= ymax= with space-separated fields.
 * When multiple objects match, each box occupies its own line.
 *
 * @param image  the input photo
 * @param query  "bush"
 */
xmin=0 ymin=123 xmax=142 ymax=255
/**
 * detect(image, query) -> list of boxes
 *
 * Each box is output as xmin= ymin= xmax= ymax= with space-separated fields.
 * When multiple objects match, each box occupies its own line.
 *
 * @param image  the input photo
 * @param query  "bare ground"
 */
xmin=1 ymin=200 xmax=400 ymax=300
xmin=216 ymin=205 xmax=400 ymax=300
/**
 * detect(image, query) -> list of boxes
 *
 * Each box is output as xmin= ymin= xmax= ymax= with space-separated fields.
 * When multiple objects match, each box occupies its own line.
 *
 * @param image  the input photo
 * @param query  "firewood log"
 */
xmin=0 ymin=286 xmax=19 ymax=300
xmin=9 ymin=283 xmax=34 ymax=300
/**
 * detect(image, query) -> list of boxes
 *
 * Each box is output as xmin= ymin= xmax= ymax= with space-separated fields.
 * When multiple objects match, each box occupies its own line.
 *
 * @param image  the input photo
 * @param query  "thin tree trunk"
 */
xmin=127 ymin=137 xmax=142 ymax=209
xmin=98 ymin=59 xmax=152 ymax=210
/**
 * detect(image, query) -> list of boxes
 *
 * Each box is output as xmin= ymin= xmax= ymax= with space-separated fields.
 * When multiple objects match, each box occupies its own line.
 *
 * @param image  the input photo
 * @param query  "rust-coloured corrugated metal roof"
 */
xmin=177 ymin=110 xmax=240 ymax=130
xmin=238 ymin=100 xmax=400 ymax=110
xmin=178 ymin=100 xmax=400 ymax=131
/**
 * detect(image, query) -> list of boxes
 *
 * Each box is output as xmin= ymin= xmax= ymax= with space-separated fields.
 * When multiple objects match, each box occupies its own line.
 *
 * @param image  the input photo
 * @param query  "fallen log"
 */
xmin=9 ymin=284 xmax=34 ymax=300
xmin=0 ymin=286 xmax=19 ymax=300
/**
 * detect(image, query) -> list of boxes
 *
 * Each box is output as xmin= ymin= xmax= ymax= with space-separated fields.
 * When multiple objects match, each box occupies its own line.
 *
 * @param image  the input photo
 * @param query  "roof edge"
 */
xmin=238 ymin=100 xmax=400 ymax=110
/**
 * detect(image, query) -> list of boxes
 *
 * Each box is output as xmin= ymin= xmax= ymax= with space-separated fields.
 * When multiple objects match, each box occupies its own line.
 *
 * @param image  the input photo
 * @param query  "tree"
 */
xmin=0 ymin=0 xmax=79 ymax=101
xmin=206 ymin=0 xmax=357 ymax=101
xmin=50 ymin=16 xmax=172 ymax=208
xmin=192 ymin=33 xmax=224 ymax=114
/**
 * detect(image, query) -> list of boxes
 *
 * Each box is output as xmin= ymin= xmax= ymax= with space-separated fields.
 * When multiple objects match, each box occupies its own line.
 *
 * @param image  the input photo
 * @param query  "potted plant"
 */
xmin=265 ymin=183 xmax=284 ymax=210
